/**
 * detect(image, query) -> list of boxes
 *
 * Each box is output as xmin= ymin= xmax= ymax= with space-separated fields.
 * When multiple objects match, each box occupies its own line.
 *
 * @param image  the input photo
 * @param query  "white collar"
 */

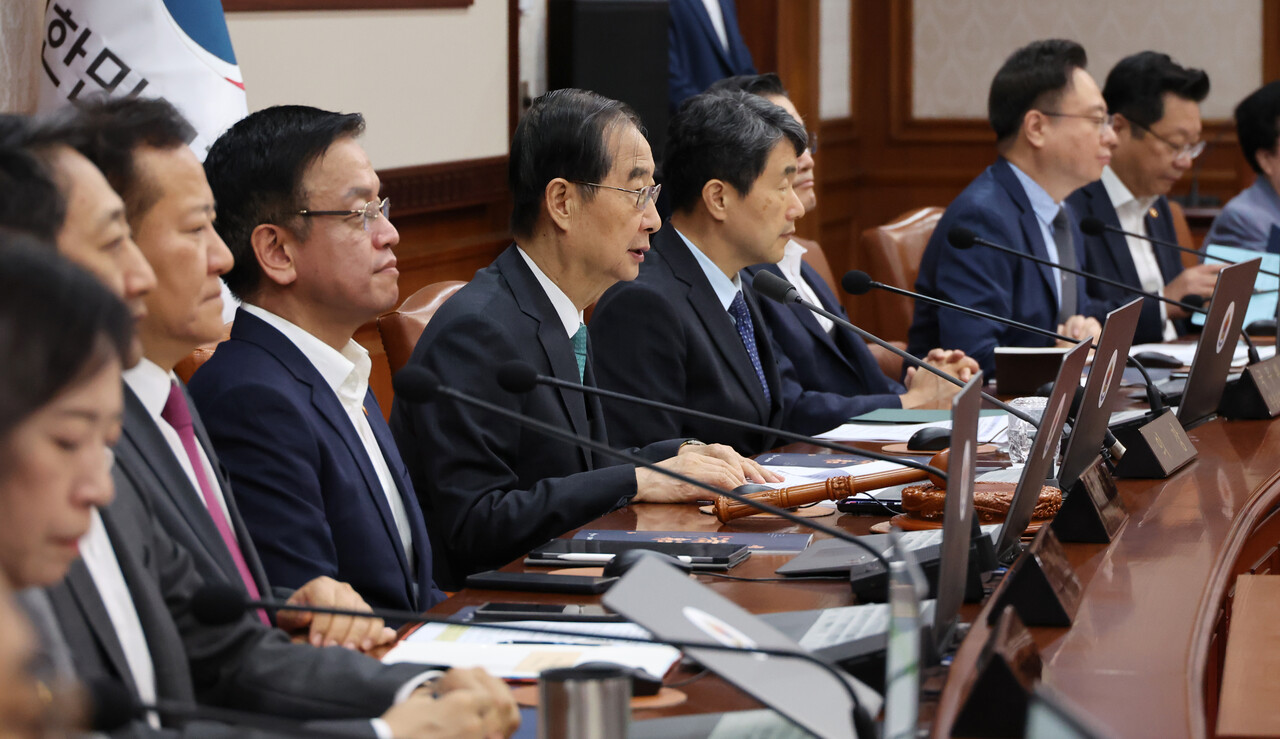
xmin=515 ymin=246 xmax=584 ymax=338
xmin=239 ymin=303 xmax=370 ymax=400
xmin=122 ymin=358 xmax=178 ymax=421
xmin=778 ymin=238 xmax=808 ymax=273
xmin=1100 ymin=166 xmax=1158 ymax=214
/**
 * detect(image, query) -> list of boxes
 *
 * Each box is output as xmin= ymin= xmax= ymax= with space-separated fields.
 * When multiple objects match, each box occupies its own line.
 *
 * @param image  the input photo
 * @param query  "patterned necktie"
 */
xmin=1053 ymin=207 xmax=1078 ymax=323
xmin=571 ymin=324 xmax=588 ymax=383
xmin=160 ymin=382 xmax=270 ymax=625
xmin=728 ymin=291 xmax=772 ymax=404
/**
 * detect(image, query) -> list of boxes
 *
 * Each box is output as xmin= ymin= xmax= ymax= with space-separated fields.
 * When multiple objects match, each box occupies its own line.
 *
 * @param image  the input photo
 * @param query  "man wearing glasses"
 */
xmin=390 ymin=89 xmax=774 ymax=589
xmin=909 ymin=39 xmax=1114 ymax=375
xmin=1069 ymin=51 xmax=1220 ymax=345
xmin=190 ymin=105 xmax=446 ymax=616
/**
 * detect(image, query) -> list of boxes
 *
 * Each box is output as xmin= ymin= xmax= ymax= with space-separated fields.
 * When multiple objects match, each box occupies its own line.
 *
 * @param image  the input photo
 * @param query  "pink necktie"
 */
xmin=161 ymin=382 xmax=270 ymax=626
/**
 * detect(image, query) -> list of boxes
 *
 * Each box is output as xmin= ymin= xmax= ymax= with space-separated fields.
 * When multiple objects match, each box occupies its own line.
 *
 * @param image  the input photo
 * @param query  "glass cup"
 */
xmin=1006 ymin=396 xmax=1049 ymax=467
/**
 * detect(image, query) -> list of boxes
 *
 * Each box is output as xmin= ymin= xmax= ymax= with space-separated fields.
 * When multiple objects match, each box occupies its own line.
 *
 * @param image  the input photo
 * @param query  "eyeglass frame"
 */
xmin=297 ymin=197 xmax=391 ymax=232
xmin=570 ymin=181 xmax=661 ymax=212
xmin=1127 ymin=119 xmax=1206 ymax=161
xmin=1038 ymin=110 xmax=1116 ymax=133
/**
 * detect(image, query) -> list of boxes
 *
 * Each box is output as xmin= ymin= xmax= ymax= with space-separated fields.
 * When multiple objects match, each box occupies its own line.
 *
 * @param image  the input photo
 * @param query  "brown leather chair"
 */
xmin=861 ymin=206 xmax=945 ymax=343
xmin=175 ymin=322 xmax=234 ymax=384
xmin=1168 ymin=200 xmax=1201 ymax=270
xmin=377 ymin=281 xmax=467 ymax=377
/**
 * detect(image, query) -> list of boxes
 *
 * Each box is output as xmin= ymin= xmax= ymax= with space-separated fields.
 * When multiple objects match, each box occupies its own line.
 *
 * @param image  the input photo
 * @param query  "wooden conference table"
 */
xmin=432 ymin=409 xmax=1280 ymax=738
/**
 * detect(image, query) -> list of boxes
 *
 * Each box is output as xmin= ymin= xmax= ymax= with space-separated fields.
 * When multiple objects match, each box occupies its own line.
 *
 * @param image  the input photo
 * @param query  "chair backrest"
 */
xmin=795 ymin=236 xmax=838 ymax=295
xmin=378 ymin=281 xmax=467 ymax=377
xmin=175 ymin=322 xmax=234 ymax=384
xmin=861 ymin=206 xmax=945 ymax=342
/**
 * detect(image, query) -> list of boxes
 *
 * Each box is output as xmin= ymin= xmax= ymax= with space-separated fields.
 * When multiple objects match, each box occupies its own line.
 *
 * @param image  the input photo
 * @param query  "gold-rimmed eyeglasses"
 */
xmin=298 ymin=197 xmax=390 ymax=232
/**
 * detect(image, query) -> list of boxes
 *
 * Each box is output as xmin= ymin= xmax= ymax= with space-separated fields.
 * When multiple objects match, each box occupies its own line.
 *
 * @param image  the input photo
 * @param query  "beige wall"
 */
xmin=226 ymin=0 xmax=509 ymax=169
xmin=0 ymin=0 xmax=42 ymax=113
xmin=912 ymin=0 xmax=1263 ymax=121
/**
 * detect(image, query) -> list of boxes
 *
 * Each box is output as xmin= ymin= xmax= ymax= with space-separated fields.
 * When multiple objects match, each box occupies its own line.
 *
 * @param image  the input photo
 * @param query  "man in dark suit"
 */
xmin=909 ymin=39 xmax=1111 ymax=375
xmin=66 ymin=97 xmax=400 ymax=651
xmin=710 ymin=73 xmax=977 ymax=402
xmin=191 ymin=106 xmax=443 ymax=615
xmin=1069 ymin=52 xmax=1221 ymax=345
xmin=390 ymin=89 xmax=774 ymax=588
xmin=591 ymin=91 xmax=968 ymax=455
xmin=669 ymin=0 xmax=757 ymax=113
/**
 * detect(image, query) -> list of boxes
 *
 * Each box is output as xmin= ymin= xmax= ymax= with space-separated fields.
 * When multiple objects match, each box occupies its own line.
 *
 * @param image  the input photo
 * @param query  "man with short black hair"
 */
xmin=909 ymin=39 xmax=1111 ymax=375
xmin=1069 ymin=51 xmax=1221 ymax=344
xmin=390 ymin=88 xmax=773 ymax=588
xmin=1206 ymin=81 xmax=1280 ymax=250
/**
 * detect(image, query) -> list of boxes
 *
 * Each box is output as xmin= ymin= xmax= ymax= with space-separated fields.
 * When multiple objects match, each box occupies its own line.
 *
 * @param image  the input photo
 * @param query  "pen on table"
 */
xmin=550 ymin=553 xmax=707 ymax=564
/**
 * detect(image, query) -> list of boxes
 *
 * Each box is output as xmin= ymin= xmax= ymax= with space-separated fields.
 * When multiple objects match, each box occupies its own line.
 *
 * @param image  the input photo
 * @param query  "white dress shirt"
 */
xmin=1101 ymin=166 xmax=1177 ymax=341
xmin=777 ymin=239 xmax=834 ymax=334
xmin=123 ymin=359 xmax=237 ymax=530
xmin=676 ymin=227 xmax=742 ymax=310
xmin=238 ymin=304 xmax=415 ymax=576
xmin=517 ymin=246 xmax=585 ymax=338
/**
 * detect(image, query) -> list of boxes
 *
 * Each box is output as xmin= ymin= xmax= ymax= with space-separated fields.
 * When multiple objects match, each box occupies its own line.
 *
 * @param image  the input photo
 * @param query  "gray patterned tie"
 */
xmin=1053 ymin=207 xmax=1078 ymax=323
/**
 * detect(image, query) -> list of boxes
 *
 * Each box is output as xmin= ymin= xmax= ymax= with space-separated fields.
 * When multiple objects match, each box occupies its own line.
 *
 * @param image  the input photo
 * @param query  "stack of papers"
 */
xmin=813 ymin=414 xmax=1008 ymax=444
xmin=382 ymin=620 xmax=680 ymax=681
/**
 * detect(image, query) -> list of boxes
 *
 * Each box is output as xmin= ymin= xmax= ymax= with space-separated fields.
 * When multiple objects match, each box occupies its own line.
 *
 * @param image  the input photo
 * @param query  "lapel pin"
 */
xmin=1149 ymin=207 xmax=1159 ymax=219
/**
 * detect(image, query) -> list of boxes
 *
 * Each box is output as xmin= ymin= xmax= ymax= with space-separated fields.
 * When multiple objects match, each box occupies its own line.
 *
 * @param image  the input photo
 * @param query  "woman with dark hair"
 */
xmin=0 ymin=232 xmax=133 ymax=589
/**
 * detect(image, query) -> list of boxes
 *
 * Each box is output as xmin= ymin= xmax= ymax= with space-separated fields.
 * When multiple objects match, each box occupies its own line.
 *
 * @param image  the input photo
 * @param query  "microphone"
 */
xmin=750 ymin=270 xmax=1039 ymax=426
xmin=191 ymin=584 xmax=881 ymax=739
xmin=395 ymin=367 xmax=903 ymax=571
xmin=947 ymin=226 xmax=1206 ymax=316
xmin=1079 ymin=216 xmax=1280 ymax=280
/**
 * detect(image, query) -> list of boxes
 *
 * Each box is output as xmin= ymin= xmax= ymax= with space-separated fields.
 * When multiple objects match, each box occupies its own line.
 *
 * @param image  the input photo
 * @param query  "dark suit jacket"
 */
xmin=188 ymin=309 xmax=442 ymax=615
xmin=743 ymin=261 xmax=905 ymax=403
xmin=389 ymin=245 xmax=682 ymax=589
xmin=1068 ymin=180 xmax=1187 ymax=344
xmin=44 ymin=480 xmax=426 ymax=737
xmin=591 ymin=224 xmax=892 ymax=457
xmin=908 ymin=157 xmax=1095 ymax=374
xmin=668 ymin=0 xmax=757 ymax=112
xmin=115 ymin=384 xmax=277 ymax=602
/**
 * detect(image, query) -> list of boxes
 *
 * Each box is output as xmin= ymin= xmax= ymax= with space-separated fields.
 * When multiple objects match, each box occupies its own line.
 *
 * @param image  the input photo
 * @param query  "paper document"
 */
xmin=1130 ymin=342 xmax=1275 ymax=368
xmin=758 ymin=458 xmax=910 ymax=489
xmin=815 ymin=415 xmax=1008 ymax=443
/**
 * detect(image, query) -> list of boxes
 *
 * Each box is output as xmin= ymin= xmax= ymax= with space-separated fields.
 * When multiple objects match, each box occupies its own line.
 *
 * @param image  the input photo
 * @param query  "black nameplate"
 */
xmin=1052 ymin=456 xmax=1128 ymax=543
xmin=987 ymin=526 xmax=1082 ymax=627
xmin=953 ymin=606 xmax=1043 ymax=737
xmin=1111 ymin=409 xmax=1196 ymax=478
xmin=1219 ymin=355 xmax=1280 ymax=419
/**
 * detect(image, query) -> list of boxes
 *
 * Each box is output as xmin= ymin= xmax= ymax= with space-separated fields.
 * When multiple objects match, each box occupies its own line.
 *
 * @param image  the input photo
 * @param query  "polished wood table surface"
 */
xmin=432 ymin=411 xmax=1280 ymax=737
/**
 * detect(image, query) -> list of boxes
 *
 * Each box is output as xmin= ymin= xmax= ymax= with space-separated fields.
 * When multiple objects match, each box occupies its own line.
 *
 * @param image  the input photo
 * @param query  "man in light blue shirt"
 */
xmin=1206 ymin=81 xmax=1280 ymax=251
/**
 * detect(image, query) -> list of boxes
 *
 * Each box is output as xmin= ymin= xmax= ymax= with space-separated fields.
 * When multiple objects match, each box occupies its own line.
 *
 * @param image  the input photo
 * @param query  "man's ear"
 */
xmin=701 ymin=179 xmax=730 ymax=223
xmin=545 ymin=178 xmax=574 ymax=232
xmin=1023 ymin=109 xmax=1049 ymax=149
xmin=250 ymin=223 xmax=298 ymax=287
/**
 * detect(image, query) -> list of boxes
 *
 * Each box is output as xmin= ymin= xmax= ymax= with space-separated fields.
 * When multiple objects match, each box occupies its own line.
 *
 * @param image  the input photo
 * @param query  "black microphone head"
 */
xmin=496 ymin=360 xmax=538 ymax=394
xmin=1079 ymin=216 xmax=1107 ymax=237
xmin=947 ymin=226 xmax=979 ymax=249
xmin=88 ymin=679 xmax=140 ymax=731
xmin=841 ymin=270 xmax=875 ymax=296
xmin=750 ymin=269 xmax=798 ymax=304
xmin=190 ymin=583 xmax=250 ymax=626
xmin=392 ymin=366 xmax=442 ymax=404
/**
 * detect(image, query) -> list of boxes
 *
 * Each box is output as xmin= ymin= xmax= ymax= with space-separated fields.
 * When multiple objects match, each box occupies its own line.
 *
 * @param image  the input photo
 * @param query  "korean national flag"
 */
xmin=37 ymin=0 xmax=248 ymax=160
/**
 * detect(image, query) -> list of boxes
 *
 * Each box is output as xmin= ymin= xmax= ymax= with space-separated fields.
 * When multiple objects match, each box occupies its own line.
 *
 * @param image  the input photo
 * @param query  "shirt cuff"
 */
xmin=394 ymin=669 xmax=446 ymax=704
xmin=371 ymin=718 xmax=392 ymax=739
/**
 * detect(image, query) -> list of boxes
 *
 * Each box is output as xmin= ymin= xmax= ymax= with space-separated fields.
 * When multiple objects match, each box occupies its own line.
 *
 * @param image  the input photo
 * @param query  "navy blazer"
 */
xmin=390 ymin=245 xmax=682 ymax=589
xmin=669 ymin=0 xmax=757 ymax=112
xmin=908 ymin=158 xmax=1095 ymax=375
xmin=188 ymin=309 xmax=442 ymax=616
xmin=743 ymin=260 xmax=905 ymax=403
xmin=592 ymin=224 xmax=896 ymax=456
xmin=1068 ymin=180 xmax=1187 ymax=344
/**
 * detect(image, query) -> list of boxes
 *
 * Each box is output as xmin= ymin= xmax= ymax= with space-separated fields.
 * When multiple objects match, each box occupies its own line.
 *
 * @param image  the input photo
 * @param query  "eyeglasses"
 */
xmin=1039 ymin=110 xmax=1116 ymax=133
xmin=571 ymin=181 xmax=662 ymax=212
xmin=297 ymin=197 xmax=390 ymax=232
xmin=1129 ymin=120 xmax=1206 ymax=161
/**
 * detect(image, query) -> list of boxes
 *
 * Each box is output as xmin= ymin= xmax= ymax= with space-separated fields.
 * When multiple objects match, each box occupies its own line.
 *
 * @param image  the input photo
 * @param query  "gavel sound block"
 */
xmin=714 ymin=450 xmax=950 ymax=523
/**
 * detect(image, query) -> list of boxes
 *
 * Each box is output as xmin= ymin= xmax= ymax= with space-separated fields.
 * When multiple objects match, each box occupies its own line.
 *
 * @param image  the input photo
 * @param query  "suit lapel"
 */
xmin=363 ymin=390 xmax=431 ymax=602
xmin=993 ymin=159 xmax=1059 ymax=301
xmin=499 ymin=249 xmax=594 ymax=468
xmin=1147 ymin=197 xmax=1185 ymax=282
xmin=54 ymin=561 xmax=139 ymax=697
xmin=691 ymin=0 xmax=733 ymax=68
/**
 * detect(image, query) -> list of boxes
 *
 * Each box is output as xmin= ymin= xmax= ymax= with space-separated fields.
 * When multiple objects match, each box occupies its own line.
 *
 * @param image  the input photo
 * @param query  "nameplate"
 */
xmin=1112 ymin=409 xmax=1196 ymax=479
xmin=1053 ymin=456 xmax=1128 ymax=543
xmin=954 ymin=606 xmax=1043 ymax=737
xmin=1219 ymin=355 xmax=1280 ymax=419
xmin=988 ymin=525 xmax=1083 ymax=627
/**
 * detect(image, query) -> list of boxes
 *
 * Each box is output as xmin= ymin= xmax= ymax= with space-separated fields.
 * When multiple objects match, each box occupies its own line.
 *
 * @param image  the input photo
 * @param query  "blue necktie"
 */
xmin=728 ymin=291 xmax=771 ymax=404
xmin=571 ymin=323 xmax=588 ymax=383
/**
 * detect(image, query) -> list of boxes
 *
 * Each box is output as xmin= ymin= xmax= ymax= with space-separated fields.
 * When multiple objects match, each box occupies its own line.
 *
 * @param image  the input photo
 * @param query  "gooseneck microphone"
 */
xmin=394 ymin=366 xmax=905 ymax=571
xmin=1079 ymin=215 xmax=1280 ymax=280
xmin=189 ymin=585 xmax=880 ymax=739
xmin=948 ymin=226 xmax=1207 ymax=316
xmin=750 ymin=270 xmax=1039 ymax=427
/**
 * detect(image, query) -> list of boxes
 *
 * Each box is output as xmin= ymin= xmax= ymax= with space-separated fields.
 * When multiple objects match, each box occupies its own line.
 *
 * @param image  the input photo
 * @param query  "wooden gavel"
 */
xmin=713 ymin=450 xmax=949 ymax=523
